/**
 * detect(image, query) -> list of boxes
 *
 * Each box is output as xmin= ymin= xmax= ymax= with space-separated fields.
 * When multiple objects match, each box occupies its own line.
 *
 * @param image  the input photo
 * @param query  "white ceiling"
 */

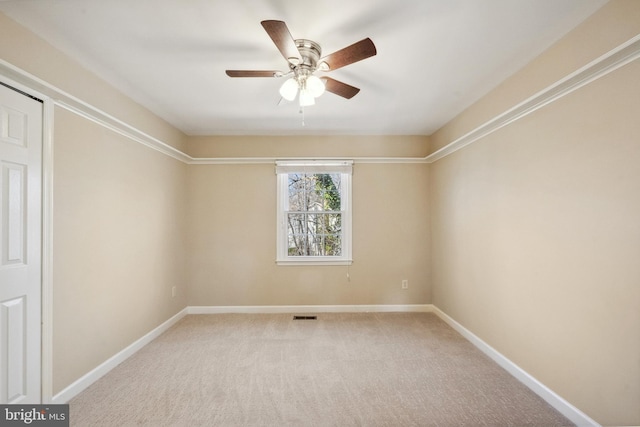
xmin=1 ymin=0 xmax=607 ymax=136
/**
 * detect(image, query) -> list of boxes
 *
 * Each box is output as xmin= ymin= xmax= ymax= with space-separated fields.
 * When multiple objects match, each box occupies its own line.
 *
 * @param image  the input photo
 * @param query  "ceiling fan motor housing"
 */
xmin=292 ymin=39 xmax=322 ymax=72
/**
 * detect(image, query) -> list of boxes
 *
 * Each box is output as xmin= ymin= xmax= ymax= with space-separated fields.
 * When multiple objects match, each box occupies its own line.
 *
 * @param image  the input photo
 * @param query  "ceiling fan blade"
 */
xmin=226 ymin=70 xmax=281 ymax=77
xmin=320 ymin=38 xmax=376 ymax=71
xmin=261 ymin=20 xmax=300 ymax=63
xmin=321 ymin=77 xmax=360 ymax=99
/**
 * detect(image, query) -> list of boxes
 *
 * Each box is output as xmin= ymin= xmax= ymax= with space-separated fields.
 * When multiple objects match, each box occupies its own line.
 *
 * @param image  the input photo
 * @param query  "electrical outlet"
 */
xmin=172 ymin=286 xmax=177 ymax=297
xmin=402 ymin=280 xmax=408 ymax=289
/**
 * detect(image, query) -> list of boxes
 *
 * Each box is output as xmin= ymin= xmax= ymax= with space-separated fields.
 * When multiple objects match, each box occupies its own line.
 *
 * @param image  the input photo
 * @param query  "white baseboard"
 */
xmin=51 ymin=308 xmax=188 ymax=404
xmin=430 ymin=306 xmax=600 ymax=427
xmin=187 ymin=304 xmax=433 ymax=314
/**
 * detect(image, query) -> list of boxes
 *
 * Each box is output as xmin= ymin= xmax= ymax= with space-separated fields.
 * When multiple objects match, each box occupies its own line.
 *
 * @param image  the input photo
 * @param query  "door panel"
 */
xmin=0 ymin=83 xmax=42 ymax=404
xmin=0 ymin=296 xmax=26 ymax=402
xmin=2 ymin=162 xmax=26 ymax=266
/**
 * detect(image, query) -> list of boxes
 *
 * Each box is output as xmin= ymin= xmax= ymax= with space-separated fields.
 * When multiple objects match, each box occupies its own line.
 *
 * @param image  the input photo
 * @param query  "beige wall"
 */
xmin=186 ymin=156 xmax=430 ymax=307
xmin=429 ymin=1 xmax=640 ymax=425
xmin=185 ymin=135 xmax=431 ymax=308
xmin=52 ymin=107 xmax=188 ymax=395
xmin=187 ymin=135 xmax=429 ymax=158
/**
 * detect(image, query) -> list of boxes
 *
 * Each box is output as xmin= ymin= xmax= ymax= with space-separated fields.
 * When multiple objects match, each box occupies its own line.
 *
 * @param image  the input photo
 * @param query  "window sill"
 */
xmin=276 ymin=259 xmax=353 ymax=266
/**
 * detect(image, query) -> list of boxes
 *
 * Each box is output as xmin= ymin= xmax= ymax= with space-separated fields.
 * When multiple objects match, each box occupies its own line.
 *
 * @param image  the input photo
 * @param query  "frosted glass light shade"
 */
xmin=299 ymin=89 xmax=315 ymax=107
xmin=279 ymin=78 xmax=298 ymax=101
xmin=306 ymin=75 xmax=325 ymax=98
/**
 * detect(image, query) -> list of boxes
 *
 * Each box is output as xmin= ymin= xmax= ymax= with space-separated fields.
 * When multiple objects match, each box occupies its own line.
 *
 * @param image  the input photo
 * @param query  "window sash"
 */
xmin=276 ymin=161 xmax=352 ymax=266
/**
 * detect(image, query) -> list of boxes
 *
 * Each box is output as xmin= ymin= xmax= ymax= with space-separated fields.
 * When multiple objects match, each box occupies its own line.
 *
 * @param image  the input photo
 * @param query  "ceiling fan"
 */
xmin=225 ymin=20 xmax=377 ymax=107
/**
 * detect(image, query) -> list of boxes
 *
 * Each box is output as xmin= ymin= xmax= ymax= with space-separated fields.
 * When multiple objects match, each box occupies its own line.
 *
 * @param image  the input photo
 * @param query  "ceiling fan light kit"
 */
xmin=279 ymin=77 xmax=299 ymax=101
xmin=306 ymin=75 xmax=326 ymax=97
xmin=279 ymin=73 xmax=326 ymax=104
xmin=226 ymin=20 xmax=376 ymax=112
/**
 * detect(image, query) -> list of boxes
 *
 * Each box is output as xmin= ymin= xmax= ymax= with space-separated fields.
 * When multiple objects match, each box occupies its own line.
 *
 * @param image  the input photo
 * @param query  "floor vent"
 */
xmin=293 ymin=315 xmax=317 ymax=320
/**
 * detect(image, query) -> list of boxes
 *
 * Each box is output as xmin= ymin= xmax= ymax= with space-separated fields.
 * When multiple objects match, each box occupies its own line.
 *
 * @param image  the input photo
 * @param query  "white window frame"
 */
xmin=276 ymin=160 xmax=353 ymax=266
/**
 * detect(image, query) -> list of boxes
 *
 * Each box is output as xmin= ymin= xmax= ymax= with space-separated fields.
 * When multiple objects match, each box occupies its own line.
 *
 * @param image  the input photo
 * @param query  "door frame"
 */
xmin=0 ymin=73 xmax=55 ymax=404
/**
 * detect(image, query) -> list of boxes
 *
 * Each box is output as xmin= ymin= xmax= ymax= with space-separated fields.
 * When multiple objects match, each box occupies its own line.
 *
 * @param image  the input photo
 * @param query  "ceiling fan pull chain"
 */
xmin=300 ymin=106 xmax=306 ymax=126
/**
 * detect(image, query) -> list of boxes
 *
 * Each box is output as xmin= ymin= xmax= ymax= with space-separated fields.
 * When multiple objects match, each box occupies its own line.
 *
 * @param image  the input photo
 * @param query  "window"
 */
xmin=276 ymin=161 xmax=352 ymax=265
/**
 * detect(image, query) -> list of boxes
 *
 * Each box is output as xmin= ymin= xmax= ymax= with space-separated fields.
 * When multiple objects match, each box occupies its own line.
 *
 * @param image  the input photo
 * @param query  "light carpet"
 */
xmin=69 ymin=312 xmax=573 ymax=426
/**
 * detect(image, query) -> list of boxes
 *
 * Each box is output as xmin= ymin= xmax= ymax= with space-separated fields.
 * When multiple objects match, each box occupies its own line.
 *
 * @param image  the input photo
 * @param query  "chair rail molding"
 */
xmin=425 ymin=34 xmax=640 ymax=164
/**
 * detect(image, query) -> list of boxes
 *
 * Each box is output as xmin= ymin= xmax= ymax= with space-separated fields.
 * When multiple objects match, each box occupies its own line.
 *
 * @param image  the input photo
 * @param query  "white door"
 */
xmin=0 ymin=83 xmax=42 ymax=404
